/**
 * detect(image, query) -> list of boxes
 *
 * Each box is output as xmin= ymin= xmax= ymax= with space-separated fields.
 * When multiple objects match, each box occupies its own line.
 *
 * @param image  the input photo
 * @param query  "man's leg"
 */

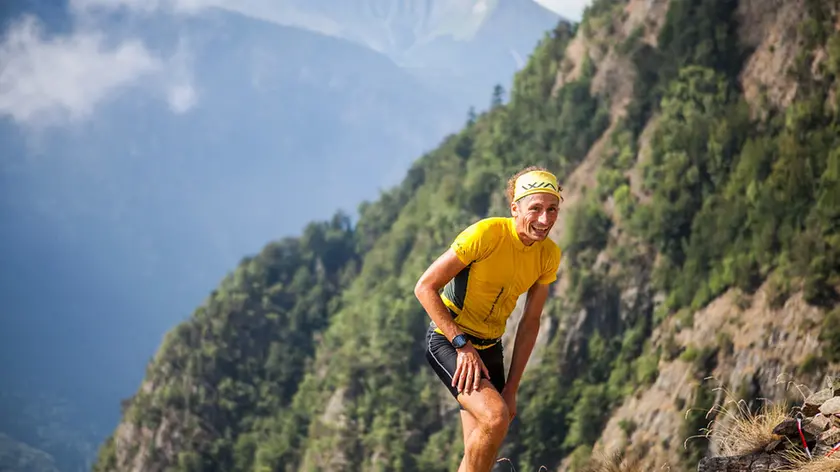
xmin=424 ymin=328 xmax=509 ymax=471
xmin=459 ymin=342 xmax=508 ymax=453
xmin=460 ymin=409 xmax=478 ymax=444
xmin=456 ymin=380 xmax=511 ymax=472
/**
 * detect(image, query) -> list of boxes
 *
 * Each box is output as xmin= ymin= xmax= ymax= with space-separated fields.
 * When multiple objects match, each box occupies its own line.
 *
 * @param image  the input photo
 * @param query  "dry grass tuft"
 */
xmin=704 ymin=395 xmax=791 ymax=456
xmin=577 ymin=450 xmax=647 ymax=472
xmin=777 ymin=449 xmax=840 ymax=472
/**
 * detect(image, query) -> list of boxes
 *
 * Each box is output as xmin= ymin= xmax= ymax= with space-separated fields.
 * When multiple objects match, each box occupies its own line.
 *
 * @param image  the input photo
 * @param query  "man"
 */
xmin=414 ymin=166 xmax=563 ymax=472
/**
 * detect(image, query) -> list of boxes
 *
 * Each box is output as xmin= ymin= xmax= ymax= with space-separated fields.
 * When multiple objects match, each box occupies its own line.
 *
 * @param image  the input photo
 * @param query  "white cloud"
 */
xmin=161 ymin=38 xmax=198 ymax=114
xmin=0 ymin=15 xmax=161 ymax=126
xmin=167 ymin=84 xmax=196 ymax=113
xmin=0 ymin=3 xmax=199 ymax=128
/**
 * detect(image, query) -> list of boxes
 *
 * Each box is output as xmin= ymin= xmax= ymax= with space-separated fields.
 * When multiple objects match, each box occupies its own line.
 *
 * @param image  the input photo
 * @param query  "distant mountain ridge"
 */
xmin=0 ymin=433 xmax=59 ymax=472
xmin=198 ymin=0 xmax=562 ymax=107
xmin=212 ymin=0 xmax=560 ymax=62
xmin=269 ymin=0 xmax=497 ymax=56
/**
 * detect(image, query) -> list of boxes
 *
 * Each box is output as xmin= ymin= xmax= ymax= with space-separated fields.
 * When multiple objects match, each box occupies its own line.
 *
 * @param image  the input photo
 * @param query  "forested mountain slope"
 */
xmin=95 ymin=0 xmax=840 ymax=471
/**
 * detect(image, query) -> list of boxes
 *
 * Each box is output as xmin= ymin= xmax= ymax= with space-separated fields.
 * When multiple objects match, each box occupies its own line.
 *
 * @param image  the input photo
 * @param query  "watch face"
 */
xmin=453 ymin=335 xmax=467 ymax=348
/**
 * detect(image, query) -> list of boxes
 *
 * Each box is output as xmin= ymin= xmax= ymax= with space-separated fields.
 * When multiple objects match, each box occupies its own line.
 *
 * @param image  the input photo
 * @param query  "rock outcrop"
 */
xmin=699 ymin=383 xmax=840 ymax=471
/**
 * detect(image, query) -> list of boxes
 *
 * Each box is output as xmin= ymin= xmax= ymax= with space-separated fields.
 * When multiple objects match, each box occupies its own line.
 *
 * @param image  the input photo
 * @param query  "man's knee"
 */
xmin=458 ymin=380 xmax=511 ymax=433
xmin=474 ymin=397 xmax=510 ymax=435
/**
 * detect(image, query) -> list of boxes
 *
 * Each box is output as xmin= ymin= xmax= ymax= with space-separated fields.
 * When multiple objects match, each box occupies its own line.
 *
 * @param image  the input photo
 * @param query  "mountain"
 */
xmin=182 ymin=0 xmax=562 ymax=111
xmin=207 ymin=0 xmax=560 ymax=63
xmin=200 ymin=0 xmax=500 ymax=55
xmin=0 ymin=390 xmax=96 ymax=472
xmin=91 ymin=0 xmax=840 ymax=471
xmin=0 ymin=433 xmax=59 ymax=472
xmin=0 ymin=2 xmax=561 ymax=471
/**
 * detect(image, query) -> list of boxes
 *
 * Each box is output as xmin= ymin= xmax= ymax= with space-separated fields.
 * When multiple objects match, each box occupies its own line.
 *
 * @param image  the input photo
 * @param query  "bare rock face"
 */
xmin=737 ymin=0 xmax=806 ymax=113
xmin=805 ymin=388 xmax=836 ymax=416
xmin=821 ymin=397 xmax=840 ymax=416
xmin=587 ymin=281 xmax=831 ymax=471
xmin=822 ymin=427 xmax=840 ymax=447
xmin=697 ymin=452 xmax=787 ymax=472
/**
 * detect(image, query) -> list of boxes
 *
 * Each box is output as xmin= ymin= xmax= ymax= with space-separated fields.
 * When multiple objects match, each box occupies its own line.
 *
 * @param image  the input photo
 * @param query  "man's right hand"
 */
xmin=452 ymin=343 xmax=490 ymax=394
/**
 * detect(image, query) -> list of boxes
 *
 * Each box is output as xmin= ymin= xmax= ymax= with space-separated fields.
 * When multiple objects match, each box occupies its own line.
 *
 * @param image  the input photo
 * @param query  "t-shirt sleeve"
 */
xmin=450 ymin=221 xmax=495 ymax=265
xmin=536 ymin=245 xmax=562 ymax=285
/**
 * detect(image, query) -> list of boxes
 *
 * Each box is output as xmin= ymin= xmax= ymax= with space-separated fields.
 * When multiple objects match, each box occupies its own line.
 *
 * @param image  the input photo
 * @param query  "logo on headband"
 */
xmin=521 ymin=181 xmax=558 ymax=192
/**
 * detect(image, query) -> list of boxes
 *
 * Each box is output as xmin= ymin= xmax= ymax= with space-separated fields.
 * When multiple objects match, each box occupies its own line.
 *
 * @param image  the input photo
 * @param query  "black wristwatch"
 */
xmin=451 ymin=334 xmax=468 ymax=349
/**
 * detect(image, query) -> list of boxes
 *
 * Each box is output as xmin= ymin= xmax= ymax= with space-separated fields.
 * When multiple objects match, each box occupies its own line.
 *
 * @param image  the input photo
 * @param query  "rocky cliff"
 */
xmin=94 ymin=0 xmax=840 ymax=471
xmin=535 ymin=1 xmax=840 ymax=470
xmin=537 ymin=0 xmax=840 ymax=470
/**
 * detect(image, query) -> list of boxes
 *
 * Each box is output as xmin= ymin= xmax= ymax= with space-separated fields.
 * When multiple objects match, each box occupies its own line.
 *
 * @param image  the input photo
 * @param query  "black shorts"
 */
xmin=424 ymin=325 xmax=506 ymax=403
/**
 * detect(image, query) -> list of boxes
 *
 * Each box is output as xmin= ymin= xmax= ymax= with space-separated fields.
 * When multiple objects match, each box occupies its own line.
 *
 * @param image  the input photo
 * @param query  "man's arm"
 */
xmin=415 ymin=248 xmax=491 ymax=394
xmin=505 ymin=282 xmax=550 ymax=393
xmin=413 ymin=248 xmax=469 ymax=343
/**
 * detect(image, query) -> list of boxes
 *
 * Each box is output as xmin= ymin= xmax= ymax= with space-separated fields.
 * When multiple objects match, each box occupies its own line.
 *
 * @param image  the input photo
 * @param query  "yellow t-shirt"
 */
xmin=439 ymin=217 xmax=562 ymax=341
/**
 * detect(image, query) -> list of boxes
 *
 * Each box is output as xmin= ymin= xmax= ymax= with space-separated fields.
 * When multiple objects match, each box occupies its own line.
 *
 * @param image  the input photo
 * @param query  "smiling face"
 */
xmin=510 ymin=193 xmax=560 ymax=245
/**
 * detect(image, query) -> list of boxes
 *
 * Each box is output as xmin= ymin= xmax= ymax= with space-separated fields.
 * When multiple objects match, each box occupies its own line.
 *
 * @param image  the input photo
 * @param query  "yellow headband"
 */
xmin=513 ymin=170 xmax=563 ymax=202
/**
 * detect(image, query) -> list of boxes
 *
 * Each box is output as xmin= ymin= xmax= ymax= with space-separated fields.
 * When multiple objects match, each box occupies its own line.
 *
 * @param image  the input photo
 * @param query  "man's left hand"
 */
xmin=501 ymin=385 xmax=517 ymax=420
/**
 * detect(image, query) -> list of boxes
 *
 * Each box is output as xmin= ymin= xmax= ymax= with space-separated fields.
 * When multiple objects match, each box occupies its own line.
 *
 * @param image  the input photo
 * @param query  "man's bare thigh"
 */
xmin=457 ymin=378 xmax=508 ymax=422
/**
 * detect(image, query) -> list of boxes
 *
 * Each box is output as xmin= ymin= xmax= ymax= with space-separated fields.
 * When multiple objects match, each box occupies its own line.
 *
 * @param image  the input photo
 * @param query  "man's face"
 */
xmin=511 ymin=193 xmax=560 ymax=245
